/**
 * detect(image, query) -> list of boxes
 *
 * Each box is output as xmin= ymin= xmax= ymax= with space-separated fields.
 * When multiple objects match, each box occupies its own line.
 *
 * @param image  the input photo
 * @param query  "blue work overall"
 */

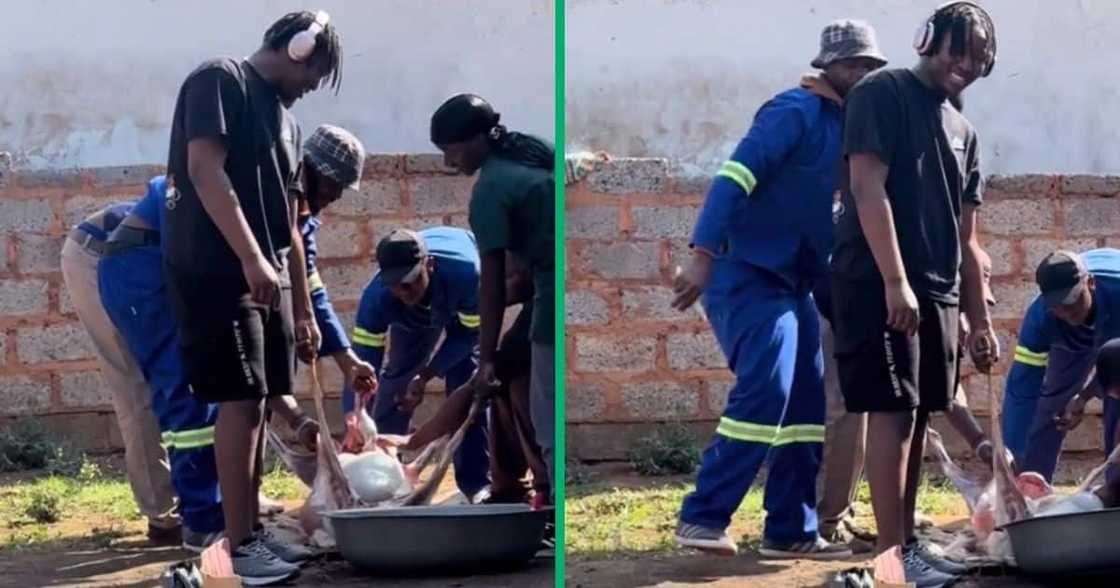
xmin=680 ymin=84 xmax=839 ymax=542
xmin=347 ymin=227 xmax=491 ymax=498
xmin=679 ymin=261 xmax=825 ymax=543
xmin=99 ymin=238 xmax=223 ymax=534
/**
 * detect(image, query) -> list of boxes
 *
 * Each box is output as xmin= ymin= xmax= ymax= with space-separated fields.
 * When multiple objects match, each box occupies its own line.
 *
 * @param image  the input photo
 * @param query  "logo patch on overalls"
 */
xmin=831 ymin=190 xmax=845 ymax=224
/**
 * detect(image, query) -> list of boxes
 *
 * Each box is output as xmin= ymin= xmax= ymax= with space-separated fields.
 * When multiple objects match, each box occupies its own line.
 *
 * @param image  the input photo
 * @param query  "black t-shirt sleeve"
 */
xmin=843 ymin=75 xmax=901 ymax=166
xmin=963 ymin=129 xmax=983 ymax=205
xmin=182 ymin=65 xmax=245 ymax=144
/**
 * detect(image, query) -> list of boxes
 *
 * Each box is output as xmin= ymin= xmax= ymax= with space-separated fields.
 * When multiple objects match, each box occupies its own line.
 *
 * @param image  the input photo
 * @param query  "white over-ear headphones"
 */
xmin=912 ymin=1 xmax=995 ymax=77
xmin=288 ymin=10 xmax=330 ymax=62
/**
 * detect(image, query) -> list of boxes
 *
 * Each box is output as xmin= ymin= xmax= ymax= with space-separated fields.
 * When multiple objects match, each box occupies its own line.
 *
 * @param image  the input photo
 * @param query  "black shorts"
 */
xmin=831 ymin=279 xmax=959 ymax=413
xmin=165 ymin=266 xmax=295 ymax=403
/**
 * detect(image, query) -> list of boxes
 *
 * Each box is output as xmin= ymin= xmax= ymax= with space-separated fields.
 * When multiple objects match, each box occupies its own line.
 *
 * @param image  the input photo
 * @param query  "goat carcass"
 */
xmin=297 ymin=360 xmax=482 ymax=545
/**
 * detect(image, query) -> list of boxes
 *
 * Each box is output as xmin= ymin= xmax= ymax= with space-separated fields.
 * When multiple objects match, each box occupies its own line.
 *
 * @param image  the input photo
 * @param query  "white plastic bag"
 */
xmin=334 ymin=408 xmax=412 ymax=504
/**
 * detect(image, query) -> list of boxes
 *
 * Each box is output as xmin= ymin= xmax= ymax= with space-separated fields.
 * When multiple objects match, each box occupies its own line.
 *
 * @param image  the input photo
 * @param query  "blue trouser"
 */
xmin=1020 ymin=345 xmax=1120 ymax=482
xmin=679 ymin=260 xmax=825 ymax=543
xmin=368 ymin=325 xmax=489 ymax=497
xmin=1001 ymin=371 xmax=1041 ymax=463
xmin=99 ymin=243 xmax=223 ymax=534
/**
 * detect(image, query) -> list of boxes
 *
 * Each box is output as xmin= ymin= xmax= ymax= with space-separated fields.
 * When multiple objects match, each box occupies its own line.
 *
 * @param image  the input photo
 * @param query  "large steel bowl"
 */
xmin=1004 ymin=507 xmax=1120 ymax=576
xmin=324 ymin=504 xmax=551 ymax=574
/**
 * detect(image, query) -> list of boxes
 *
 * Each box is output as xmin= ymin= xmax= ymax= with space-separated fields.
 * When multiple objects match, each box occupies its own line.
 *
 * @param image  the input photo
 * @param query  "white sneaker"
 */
xmin=674 ymin=522 xmax=738 ymax=555
xmin=231 ymin=538 xmax=299 ymax=586
xmin=758 ymin=536 xmax=852 ymax=560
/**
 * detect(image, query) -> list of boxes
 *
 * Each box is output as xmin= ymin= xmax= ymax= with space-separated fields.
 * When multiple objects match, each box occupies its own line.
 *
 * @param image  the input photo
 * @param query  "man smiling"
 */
xmin=829 ymin=2 xmax=999 ymax=584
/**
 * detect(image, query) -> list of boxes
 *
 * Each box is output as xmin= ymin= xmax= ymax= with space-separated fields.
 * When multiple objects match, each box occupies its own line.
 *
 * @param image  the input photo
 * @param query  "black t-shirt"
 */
xmin=162 ymin=58 xmax=302 ymax=284
xmin=831 ymin=68 xmax=982 ymax=304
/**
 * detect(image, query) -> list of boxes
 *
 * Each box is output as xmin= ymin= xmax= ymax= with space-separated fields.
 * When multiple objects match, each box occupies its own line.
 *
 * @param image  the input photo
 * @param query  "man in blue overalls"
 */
xmin=1002 ymin=293 xmax=1094 ymax=467
xmin=62 ymin=202 xmax=182 ymax=545
xmin=1021 ymin=249 xmax=1120 ymax=480
xmin=98 ymin=125 xmax=375 ymax=560
xmin=347 ymin=226 xmax=490 ymax=502
xmin=670 ymin=20 xmax=886 ymax=559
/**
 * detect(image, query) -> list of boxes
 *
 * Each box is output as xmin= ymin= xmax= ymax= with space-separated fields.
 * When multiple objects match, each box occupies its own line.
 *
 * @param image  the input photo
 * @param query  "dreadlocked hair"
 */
xmin=262 ymin=11 xmax=344 ymax=94
xmin=925 ymin=2 xmax=997 ymax=70
xmin=489 ymin=126 xmax=555 ymax=172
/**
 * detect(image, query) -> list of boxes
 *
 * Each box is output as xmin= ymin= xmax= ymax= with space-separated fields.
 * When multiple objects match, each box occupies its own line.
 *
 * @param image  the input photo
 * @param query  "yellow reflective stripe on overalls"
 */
xmin=715 ymin=161 xmax=758 ymax=196
xmin=161 ymin=426 xmax=215 ymax=450
xmin=715 ymin=417 xmax=779 ymax=443
xmin=773 ymin=424 xmax=826 ymax=446
xmin=352 ymin=326 xmax=386 ymax=347
xmin=1014 ymin=345 xmax=1048 ymax=367
xmin=716 ymin=418 xmax=823 ymax=445
xmin=307 ymin=270 xmax=325 ymax=294
xmin=458 ymin=312 xmax=481 ymax=329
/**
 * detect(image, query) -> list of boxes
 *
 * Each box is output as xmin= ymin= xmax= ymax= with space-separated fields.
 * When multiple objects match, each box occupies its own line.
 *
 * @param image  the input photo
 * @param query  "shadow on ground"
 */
xmin=565 ymin=550 xmax=1096 ymax=588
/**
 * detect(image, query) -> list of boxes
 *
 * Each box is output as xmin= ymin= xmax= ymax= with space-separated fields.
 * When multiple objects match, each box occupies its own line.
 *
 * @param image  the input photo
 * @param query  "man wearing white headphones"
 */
xmin=829 ymin=2 xmax=999 ymax=585
xmin=160 ymin=10 xmax=345 ymax=585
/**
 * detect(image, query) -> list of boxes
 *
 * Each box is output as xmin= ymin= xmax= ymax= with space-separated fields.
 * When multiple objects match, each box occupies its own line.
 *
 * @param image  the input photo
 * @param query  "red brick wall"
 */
xmin=566 ymin=158 xmax=1120 ymax=461
xmin=0 ymin=155 xmax=476 ymax=452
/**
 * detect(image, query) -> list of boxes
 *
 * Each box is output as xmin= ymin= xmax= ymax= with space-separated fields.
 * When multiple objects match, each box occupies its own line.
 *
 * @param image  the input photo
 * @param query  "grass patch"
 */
xmin=22 ymin=478 xmax=66 ymax=523
xmin=2 ymin=473 xmax=142 ymax=533
xmin=0 ymin=457 xmax=307 ymax=552
xmin=627 ymin=427 xmax=701 ymax=476
xmin=0 ymin=422 xmax=83 ymax=475
xmin=566 ymin=475 xmax=973 ymax=560
xmin=566 ymin=458 xmax=598 ymax=487
xmin=916 ymin=476 xmax=971 ymax=518
xmin=69 ymin=474 xmax=147 ymax=521
xmin=261 ymin=455 xmax=307 ymax=501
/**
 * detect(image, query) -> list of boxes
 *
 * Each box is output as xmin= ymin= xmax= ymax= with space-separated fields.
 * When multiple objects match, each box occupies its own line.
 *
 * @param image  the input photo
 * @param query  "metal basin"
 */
xmin=1004 ymin=507 xmax=1120 ymax=576
xmin=325 ymin=504 xmax=551 ymax=574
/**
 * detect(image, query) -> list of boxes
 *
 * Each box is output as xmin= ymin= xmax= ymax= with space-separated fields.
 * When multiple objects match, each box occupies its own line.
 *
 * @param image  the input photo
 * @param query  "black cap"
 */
xmin=1035 ymin=250 xmax=1088 ymax=307
xmin=376 ymin=229 xmax=428 ymax=286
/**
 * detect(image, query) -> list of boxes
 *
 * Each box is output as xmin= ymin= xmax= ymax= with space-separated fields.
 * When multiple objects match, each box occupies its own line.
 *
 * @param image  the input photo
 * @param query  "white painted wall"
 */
xmin=1 ymin=0 xmax=554 ymax=169
xmin=567 ymin=0 xmax=1120 ymax=176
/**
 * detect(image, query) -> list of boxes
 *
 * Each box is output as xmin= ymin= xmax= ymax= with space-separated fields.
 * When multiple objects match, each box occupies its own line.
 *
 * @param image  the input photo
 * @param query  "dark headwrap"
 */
xmin=430 ymin=93 xmax=554 ymax=172
xmin=430 ymin=94 xmax=500 ymax=145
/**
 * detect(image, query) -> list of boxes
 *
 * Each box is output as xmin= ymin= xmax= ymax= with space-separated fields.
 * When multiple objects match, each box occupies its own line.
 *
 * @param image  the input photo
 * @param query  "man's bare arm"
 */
xmin=187 ymin=137 xmax=278 ymax=306
xmin=849 ymin=152 xmax=917 ymax=335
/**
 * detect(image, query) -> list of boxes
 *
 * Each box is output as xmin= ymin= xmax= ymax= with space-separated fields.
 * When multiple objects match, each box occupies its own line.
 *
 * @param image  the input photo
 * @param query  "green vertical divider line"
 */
xmin=553 ymin=0 xmax=566 ymax=585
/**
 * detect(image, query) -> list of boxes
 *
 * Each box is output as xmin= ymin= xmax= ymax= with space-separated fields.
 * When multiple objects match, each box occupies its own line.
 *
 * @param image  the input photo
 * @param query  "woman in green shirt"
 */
xmin=430 ymin=94 xmax=556 ymax=494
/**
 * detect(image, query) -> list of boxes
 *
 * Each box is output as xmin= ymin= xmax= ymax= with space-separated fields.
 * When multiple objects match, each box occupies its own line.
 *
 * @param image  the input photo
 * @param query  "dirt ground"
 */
xmin=564 ymin=552 xmax=1057 ymax=588
xmin=565 ymin=464 xmax=1112 ymax=588
xmin=564 ymin=511 xmax=1061 ymax=588
xmin=0 ymin=456 xmax=552 ymax=588
xmin=0 ymin=545 xmax=553 ymax=588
